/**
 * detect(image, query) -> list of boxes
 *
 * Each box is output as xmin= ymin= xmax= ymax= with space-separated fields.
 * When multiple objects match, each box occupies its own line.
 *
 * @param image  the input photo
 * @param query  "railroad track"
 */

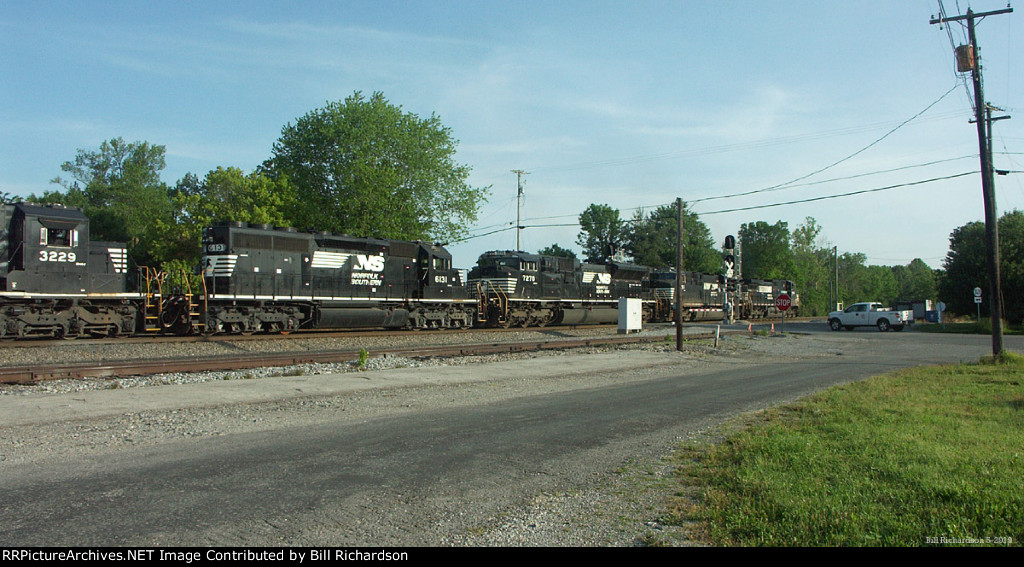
xmin=0 ymin=323 xmax=626 ymax=350
xmin=0 ymin=317 xmax=809 ymax=350
xmin=0 ymin=329 xmax=734 ymax=385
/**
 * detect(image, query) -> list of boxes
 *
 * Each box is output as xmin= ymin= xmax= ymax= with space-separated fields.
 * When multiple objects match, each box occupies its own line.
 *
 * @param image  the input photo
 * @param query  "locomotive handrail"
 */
xmin=475 ymin=279 xmax=508 ymax=325
xmin=141 ymin=266 xmax=166 ymax=332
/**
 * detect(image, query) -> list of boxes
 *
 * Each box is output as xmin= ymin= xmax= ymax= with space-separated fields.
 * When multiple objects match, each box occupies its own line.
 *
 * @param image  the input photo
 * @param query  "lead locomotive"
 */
xmin=0 ymin=203 xmax=137 ymax=338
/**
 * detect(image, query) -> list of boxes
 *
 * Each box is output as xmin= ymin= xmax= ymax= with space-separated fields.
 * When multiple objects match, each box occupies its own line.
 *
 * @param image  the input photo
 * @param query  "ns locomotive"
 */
xmin=0 ymin=202 xmax=799 ymax=338
xmin=0 ymin=202 xmax=137 ymax=338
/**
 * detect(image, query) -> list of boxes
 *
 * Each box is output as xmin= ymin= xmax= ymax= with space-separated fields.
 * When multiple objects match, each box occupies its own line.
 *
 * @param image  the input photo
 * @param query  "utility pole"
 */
xmin=931 ymin=6 xmax=1012 ymax=357
xmin=511 ymin=170 xmax=529 ymax=251
xmin=676 ymin=197 xmax=684 ymax=352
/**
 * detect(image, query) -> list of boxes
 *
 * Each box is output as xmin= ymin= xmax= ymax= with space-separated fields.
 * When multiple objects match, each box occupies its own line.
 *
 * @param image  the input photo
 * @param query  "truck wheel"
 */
xmin=829 ymin=318 xmax=842 ymax=331
xmin=893 ymin=324 xmax=905 ymax=332
xmin=877 ymin=319 xmax=890 ymax=332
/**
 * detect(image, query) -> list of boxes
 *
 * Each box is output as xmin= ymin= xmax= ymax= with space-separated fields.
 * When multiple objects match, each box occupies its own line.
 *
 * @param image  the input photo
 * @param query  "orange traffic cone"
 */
xmin=747 ymin=323 xmax=752 ymax=332
xmin=771 ymin=323 xmax=775 ymax=333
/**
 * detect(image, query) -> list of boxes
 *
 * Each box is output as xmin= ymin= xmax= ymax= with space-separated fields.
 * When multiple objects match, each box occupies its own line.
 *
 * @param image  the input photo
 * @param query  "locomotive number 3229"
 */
xmin=38 ymin=250 xmax=78 ymax=263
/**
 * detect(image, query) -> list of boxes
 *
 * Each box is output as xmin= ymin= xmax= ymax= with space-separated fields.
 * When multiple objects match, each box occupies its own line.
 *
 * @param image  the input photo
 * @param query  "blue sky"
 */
xmin=2 ymin=1 xmax=1022 ymax=272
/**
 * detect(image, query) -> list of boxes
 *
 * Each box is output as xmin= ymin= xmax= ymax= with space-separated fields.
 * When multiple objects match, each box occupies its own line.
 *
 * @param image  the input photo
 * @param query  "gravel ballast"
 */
xmin=0 ymin=328 xmax=852 ymax=546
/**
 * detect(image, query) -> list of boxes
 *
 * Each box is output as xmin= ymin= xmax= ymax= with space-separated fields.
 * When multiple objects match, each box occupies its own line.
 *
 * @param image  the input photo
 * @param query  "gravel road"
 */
xmin=0 ymin=328 xmax=862 ymax=546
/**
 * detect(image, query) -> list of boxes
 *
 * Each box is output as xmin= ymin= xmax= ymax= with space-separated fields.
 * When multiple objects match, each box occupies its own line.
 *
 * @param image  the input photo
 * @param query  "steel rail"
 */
xmin=0 ymin=330 xmax=737 ymax=385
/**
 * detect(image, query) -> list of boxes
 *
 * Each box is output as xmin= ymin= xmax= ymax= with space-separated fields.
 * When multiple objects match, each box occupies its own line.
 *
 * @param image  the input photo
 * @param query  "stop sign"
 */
xmin=776 ymin=293 xmax=791 ymax=312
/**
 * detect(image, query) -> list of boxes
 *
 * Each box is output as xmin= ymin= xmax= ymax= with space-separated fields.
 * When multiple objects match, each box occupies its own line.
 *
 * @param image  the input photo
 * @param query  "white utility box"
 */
xmin=618 ymin=298 xmax=642 ymax=334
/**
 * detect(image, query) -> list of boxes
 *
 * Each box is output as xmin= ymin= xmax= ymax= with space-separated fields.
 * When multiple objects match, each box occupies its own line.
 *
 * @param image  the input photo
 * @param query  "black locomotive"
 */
xmin=179 ymin=222 xmax=476 ymax=334
xmin=0 ymin=203 xmax=138 ymax=338
xmin=1 ymin=202 xmax=799 ymax=338
xmin=467 ymin=251 xmax=649 ymax=327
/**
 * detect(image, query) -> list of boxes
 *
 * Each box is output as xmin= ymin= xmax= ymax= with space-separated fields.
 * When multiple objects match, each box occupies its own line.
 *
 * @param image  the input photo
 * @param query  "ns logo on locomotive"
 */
xmin=0 ymin=202 xmax=798 ymax=339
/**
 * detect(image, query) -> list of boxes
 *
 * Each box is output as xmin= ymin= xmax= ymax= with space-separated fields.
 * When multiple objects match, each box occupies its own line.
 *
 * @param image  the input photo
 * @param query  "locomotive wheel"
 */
xmin=58 ymin=325 xmax=80 ymax=340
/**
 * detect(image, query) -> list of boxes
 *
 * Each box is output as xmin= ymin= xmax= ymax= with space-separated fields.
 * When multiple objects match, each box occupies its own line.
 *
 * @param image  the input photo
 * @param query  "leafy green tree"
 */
xmin=790 ymin=217 xmax=832 ymax=316
xmin=537 ymin=243 xmax=577 ymax=259
xmin=263 ymin=91 xmax=488 ymax=242
xmin=577 ymin=203 xmax=625 ymax=263
xmin=623 ymin=203 xmax=718 ymax=272
xmin=939 ymin=210 xmax=1024 ymax=323
xmin=37 ymin=137 xmax=173 ymax=266
xmin=834 ymin=252 xmax=898 ymax=307
xmin=891 ymin=258 xmax=937 ymax=302
xmin=738 ymin=220 xmax=794 ymax=280
xmin=151 ymin=167 xmax=295 ymax=266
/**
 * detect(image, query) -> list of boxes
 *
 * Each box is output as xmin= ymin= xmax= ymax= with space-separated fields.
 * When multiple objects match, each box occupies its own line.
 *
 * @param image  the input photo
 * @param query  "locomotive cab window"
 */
xmin=39 ymin=227 xmax=78 ymax=247
xmin=432 ymin=257 xmax=450 ymax=270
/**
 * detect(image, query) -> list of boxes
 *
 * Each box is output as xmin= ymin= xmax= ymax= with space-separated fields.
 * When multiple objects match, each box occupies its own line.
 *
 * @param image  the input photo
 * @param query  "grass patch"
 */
xmin=669 ymin=354 xmax=1024 ymax=546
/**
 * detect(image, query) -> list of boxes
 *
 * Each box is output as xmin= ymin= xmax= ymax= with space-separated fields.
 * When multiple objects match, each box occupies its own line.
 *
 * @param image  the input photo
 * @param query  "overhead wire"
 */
xmin=698 ymin=171 xmax=978 ymax=216
xmin=690 ymin=82 xmax=963 ymax=205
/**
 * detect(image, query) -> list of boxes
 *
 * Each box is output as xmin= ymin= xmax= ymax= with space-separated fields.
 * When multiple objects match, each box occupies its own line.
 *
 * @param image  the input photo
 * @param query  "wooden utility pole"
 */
xmin=511 ymin=169 xmax=529 ymax=251
xmin=930 ymin=6 xmax=1012 ymax=357
xmin=676 ymin=197 xmax=684 ymax=351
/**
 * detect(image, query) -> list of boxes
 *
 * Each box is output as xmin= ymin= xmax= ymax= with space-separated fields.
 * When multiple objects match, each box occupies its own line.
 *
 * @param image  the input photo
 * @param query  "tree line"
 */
xmin=538 ymin=203 xmax=1024 ymax=324
xmin=27 ymin=91 xmax=489 ymax=275
xmin=13 ymin=88 xmax=1020 ymax=324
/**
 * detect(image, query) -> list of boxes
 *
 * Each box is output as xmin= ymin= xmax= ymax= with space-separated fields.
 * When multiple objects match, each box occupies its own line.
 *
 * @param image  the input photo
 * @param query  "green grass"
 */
xmin=668 ymin=353 xmax=1024 ymax=546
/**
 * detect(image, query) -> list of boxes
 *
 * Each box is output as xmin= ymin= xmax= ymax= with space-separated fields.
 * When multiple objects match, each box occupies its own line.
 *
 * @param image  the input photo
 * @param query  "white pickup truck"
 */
xmin=827 ymin=302 xmax=913 ymax=332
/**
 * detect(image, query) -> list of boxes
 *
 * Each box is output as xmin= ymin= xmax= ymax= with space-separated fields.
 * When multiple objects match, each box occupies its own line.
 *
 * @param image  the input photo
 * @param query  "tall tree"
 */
xmin=790 ymin=217 xmax=831 ymax=316
xmin=263 ymin=91 xmax=488 ymax=242
xmin=537 ymin=243 xmax=577 ymax=259
xmin=738 ymin=220 xmax=794 ymax=280
xmin=576 ymin=203 xmax=625 ymax=263
xmin=151 ymin=167 xmax=295 ymax=266
xmin=939 ymin=210 xmax=1024 ymax=323
xmin=891 ymin=258 xmax=937 ymax=302
xmin=623 ymin=203 xmax=718 ymax=273
xmin=37 ymin=137 xmax=173 ymax=266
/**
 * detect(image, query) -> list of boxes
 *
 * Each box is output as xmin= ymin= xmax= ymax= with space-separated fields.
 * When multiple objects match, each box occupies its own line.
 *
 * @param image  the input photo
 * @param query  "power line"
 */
xmin=526 ymin=110 xmax=967 ymax=174
xmin=691 ymin=83 xmax=963 ymax=205
xmin=697 ymin=171 xmax=977 ymax=216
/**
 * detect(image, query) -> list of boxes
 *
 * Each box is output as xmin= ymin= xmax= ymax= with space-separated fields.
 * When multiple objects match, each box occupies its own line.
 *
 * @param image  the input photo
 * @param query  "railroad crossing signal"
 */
xmin=723 ymin=235 xmax=736 ymax=278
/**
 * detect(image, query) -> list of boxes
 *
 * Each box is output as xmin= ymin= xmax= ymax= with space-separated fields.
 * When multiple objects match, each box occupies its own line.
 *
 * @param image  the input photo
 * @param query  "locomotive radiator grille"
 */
xmin=107 ymin=248 xmax=128 ymax=274
xmin=203 ymin=254 xmax=238 ymax=277
xmin=467 ymin=277 xmax=516 ymax=298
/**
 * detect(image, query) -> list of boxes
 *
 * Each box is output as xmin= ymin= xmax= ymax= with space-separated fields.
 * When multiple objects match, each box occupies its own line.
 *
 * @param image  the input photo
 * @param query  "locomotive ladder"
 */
xmin=180 ymin=270 xmax=207 ymax=334
xmin=141 ymin=266 xmax=166 ymax=333
xmin=140 ymin=268 xmax=163 ymax=333
xmin=475 ymin=280 xmax=508 ymax=326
